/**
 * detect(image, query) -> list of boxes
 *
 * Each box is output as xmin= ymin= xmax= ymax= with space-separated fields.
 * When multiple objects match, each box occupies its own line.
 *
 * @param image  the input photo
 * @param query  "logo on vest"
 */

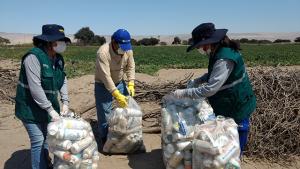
xmin=42 ymin=64 xmax=49 ymax=69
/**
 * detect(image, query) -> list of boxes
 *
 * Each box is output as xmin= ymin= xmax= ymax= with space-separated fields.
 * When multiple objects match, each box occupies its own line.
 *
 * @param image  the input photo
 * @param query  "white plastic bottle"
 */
xmin=83 ymin=141 xmax=98 ymax=159
xmin=92 ymin=151 xmax=100 ymax=163
xmin=162 ymin=108 xmax=173 ymax=133
xmin=214 ymin=144 xmax=239 ymax=167
xmin=168 ymin=151 xmax=184 ymax=168
xmin=48 ymin=139 xmax=72 ymax=151
xmin=47 ymin=121 xmax=60 ymax=136
xmin=56 ymin=128 xmax=88 ymax=141
xmin=79 ymin=159 xmax=93 ymax=169
xmin=71 ymin=136 xmax=93 ymax=154
xmin=193 ymin=139 xmax=220 ymax=155
xmin=176 ymin=141 xmax=192 ymax=151
xmin=69 ymin=154 xmax=81 ymax=165
xmin=61 ymin=118 xmax=90 ymax=130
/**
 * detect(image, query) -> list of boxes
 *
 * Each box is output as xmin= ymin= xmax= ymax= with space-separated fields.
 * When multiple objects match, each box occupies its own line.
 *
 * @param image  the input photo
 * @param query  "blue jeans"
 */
xmin=95 ymin=81 xmax=129 ymax=139
xmin=237 ymin=118 xmax=250 ymax=153
xmin=23 ymin=122 xmax=49 ymax=169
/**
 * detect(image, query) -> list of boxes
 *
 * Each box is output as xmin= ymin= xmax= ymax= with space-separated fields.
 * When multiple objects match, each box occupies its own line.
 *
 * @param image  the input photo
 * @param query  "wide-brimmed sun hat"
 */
xmin=187 ymin=23 xmax=227 ymax=52
xmin=34 ymin=24 xmax=71 ymax=43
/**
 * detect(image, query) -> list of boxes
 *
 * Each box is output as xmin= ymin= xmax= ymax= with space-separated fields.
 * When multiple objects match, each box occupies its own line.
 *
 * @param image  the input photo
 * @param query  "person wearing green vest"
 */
xmin=15 ymin=24 xmax=71 ymax=169
xmin=172 ymin=23 xmax=256 ymax=153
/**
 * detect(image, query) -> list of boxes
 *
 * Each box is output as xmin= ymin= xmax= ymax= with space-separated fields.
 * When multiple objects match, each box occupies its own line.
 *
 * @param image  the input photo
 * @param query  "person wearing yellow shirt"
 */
xmin=94 ymin=29 xmax=135 ymax=146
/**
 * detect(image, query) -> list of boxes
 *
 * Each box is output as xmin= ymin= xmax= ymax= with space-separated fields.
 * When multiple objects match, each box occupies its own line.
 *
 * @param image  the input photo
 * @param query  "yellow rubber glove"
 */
xmin=128 ymin=81 xmax=135 ymax=96
xmin=112 ymin=89 xmax=128 ymax=108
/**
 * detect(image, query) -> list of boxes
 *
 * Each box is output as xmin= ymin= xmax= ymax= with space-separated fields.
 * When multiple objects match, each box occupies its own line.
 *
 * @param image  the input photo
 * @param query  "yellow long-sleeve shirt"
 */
xmin=95 ymin=43 xmax=135 ymax=93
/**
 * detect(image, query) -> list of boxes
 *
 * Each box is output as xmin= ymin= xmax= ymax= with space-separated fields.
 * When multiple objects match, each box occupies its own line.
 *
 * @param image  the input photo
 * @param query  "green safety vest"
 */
xmin=207 ymin=47 xmax=256 ymax=123
xmin=15 ymin=47 xmax=66 ymax=123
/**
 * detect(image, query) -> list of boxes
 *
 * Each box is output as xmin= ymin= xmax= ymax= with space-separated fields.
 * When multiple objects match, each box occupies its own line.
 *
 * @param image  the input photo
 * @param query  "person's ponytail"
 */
xmin=220 ymin=36 xmax=241 ymax=51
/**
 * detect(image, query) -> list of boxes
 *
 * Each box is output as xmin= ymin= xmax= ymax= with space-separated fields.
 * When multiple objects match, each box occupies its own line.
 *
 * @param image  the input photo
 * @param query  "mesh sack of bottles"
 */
xmin=47 ymin=113 xmax=99 ymax=169
xmin=103 ymin=97 xmax=145 ymax=153
xmin=161 ymin=95 xmax=241 ymax=169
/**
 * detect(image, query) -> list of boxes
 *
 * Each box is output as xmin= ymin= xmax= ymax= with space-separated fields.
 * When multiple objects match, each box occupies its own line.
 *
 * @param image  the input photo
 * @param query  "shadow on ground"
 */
xmin=128 ymin=149 xmax=165 ymax=169
xmin=4 ymin=149 xmax=31 ymax=169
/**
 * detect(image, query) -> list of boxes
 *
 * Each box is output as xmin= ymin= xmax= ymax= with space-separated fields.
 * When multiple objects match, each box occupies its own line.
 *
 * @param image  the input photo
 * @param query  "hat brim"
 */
xmin=119 ymin=42 xmax=132 ymax=51
xmin=186 ymin=29 xmax=228 ymax=52
xmin=34 ymin=35 xmax=71 ymax=43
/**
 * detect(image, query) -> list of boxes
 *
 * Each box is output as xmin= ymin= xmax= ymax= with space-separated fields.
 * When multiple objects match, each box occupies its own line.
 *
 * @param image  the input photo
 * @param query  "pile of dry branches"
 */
xmin=135 ymin=73 xmax=193 ymax=102
xmin=245 ymin=68 xmax=300 ymax=162
xmin=0 ymin=68 xmax=17 ymax=103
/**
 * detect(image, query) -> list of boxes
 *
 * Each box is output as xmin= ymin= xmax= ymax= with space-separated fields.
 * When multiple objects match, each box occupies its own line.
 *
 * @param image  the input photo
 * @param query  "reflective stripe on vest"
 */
xmin=18 ymin=81 xmax=57 ymax=94
xmin=219 ymin=72 xmax=246 ymax=91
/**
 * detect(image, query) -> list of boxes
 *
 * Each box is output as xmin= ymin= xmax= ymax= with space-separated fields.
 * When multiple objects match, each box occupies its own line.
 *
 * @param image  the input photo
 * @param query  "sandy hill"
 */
xmin=1 ymin=32 xmax=300 ymax=45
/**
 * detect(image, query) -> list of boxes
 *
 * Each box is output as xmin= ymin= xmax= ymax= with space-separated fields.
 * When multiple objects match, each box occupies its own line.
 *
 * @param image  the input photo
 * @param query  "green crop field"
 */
xmin=0 ymin=44 xmax=300 ymax=77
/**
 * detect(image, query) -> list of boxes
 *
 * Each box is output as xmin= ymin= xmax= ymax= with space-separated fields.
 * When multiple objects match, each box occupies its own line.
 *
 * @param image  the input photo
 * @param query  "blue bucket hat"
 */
xmin=112 ymin=29 xmax=132 ymax=51
xmin=34 ymin=24 xmax=71 ymax=43
xmin=187 ymin=23 xmax=227 ymax=52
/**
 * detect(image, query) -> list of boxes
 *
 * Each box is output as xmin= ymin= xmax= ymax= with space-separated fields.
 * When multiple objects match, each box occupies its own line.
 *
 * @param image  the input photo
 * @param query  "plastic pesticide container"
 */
xmin=225 ymin=159 xmax=241 ymax=169
xmin=92 ymin=151 xmax=100 ymax=162
xmin=61 ymin=118 xmax=90 ymax=130
xmin=168 ymin=151 xmax=184 ymax=168
xmin=126 ymin=108 xmax=142 ymax=117
xmin=47 ymin=121 xmax=60 ymax=136
xmin=176 ymin=141 xmax=192 ymax=151
xmin=166 ymin=144 xmax=175 ymax=154
xmin=48 ymin=138 xmax=72 ymax=151
xmin=161 ymin=108 xmax=173 ymax=133
xmin=183 ymin=150 xmax=192 ymax=169
xmin=69 ymin=154 xmax=81 ymax=165
xmin=83 ymin=141 xmax=98 ymax=159
xmin=56 ymin=128 xmax=88 ymax=141
xmin=53 ymin=150 xmax=72 ymax=162
xmin=71 ymin=136 xmax=93 ymax=154
xmin=193 ymin=139 xmax=220 ymax=155
xmin=80 ymin=159 xmax=93 ymax=169
xmin=213 ymin=144 xmax=239 ymax=168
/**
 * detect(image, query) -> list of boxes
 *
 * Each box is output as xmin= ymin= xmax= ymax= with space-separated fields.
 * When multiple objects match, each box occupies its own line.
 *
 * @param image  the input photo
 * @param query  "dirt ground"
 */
xmin=0 ymin=59 xmax=299 ymax=169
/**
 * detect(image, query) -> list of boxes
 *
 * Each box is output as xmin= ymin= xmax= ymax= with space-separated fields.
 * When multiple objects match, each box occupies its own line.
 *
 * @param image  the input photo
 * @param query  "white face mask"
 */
xmin=117 ymin=48 xmax=125 ymax=55
xmin=205 ymin=48 xmax=212 ymax=55
xmin=197 ymin=48 xmax=206 ymax=55
xmin=197 ymin=47 xmax=211 ymax=56
xmin=53 ymin=41 xmax=66 ymax=53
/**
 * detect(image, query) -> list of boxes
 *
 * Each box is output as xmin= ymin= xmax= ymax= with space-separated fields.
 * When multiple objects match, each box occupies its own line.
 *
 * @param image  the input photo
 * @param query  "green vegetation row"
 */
xmin=0 ymin=44 xmax=299 ymax=77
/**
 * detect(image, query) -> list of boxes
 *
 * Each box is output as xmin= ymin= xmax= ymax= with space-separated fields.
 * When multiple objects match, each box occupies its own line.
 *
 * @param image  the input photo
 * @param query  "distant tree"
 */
xmin=248 ymin=39 xmax=259 ymax=43
xmin=74 ymin=27 xmax=95 ymax=45
xmin=91 ymin=35 xmax=106 ymax=45
xmin=258 ymin=40 xmax=272 ymax=44
xmin=138 ymin=37 xmax=160 ymax=46
xmin=239 ymin=38 xmax=249 ymax=43
xmin=131 ymin=38 xmax=138 ymax=46
xmin=160 ymin=41 xmax=167 ymax=46
xmin=149 ymin=37 xmax=160 ymax=45
xmin=182 ymin=40 xmax=188 ymax=45
xmin=294 ymin=37 xmax=300 ymax=43
xmin=0 ymin=36 xmax=10 ymax=45
xmin=273 ymin=39 xmax=291 ymax=43
xmin=172 ymin=36 xmax=181 ymax=45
